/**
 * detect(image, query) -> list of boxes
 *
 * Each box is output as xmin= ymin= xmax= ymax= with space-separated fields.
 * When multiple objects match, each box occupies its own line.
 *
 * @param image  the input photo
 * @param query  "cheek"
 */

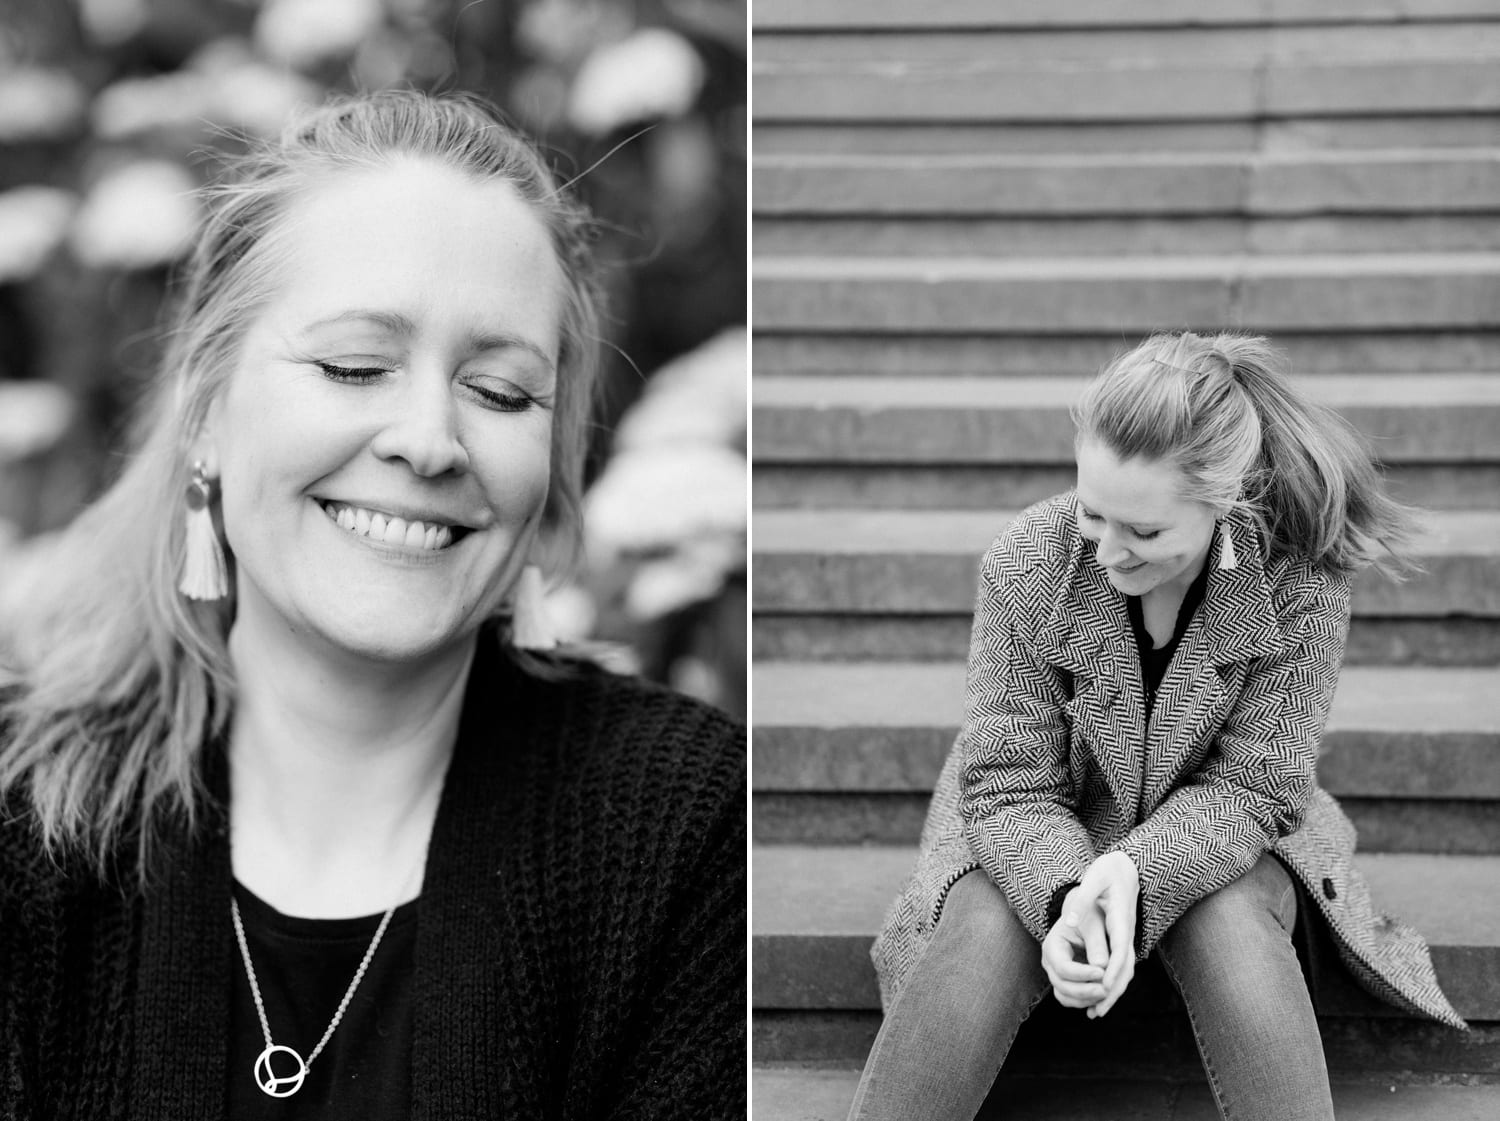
xmin=474 ymin=423 xmax=553 ymax=516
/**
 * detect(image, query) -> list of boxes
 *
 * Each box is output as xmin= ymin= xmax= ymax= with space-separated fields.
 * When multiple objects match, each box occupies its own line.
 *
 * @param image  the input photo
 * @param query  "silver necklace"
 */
xmin=230 ymin=893 xmax=401 ymax=1098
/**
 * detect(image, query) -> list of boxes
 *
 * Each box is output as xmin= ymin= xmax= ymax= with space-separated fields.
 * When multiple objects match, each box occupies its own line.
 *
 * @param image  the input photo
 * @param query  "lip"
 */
xmin=1110 ymin=562 xmax=1147 ymax=575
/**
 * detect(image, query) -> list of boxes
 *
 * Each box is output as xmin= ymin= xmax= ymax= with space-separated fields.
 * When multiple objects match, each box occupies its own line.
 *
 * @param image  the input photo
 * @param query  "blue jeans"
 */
xmin=848 ymin=854 xmax=1334 ymax=1121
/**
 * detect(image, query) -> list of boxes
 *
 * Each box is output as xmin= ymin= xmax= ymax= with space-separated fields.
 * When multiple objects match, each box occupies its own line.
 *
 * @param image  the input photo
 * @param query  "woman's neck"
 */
xmin=225 ymin=616 xmax=477 ymax=917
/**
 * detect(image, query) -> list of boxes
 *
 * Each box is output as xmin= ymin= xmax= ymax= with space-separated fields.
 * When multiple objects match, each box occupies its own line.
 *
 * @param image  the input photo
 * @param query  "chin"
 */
xmin=1104 ymin=566 xmax=1152 ymax=592
xmin=311 ymin=608 xmax=481 ymax=666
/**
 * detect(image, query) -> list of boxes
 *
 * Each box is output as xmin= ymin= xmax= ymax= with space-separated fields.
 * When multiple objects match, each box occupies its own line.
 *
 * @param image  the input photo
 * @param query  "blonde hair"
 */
xmin=0 ymin=91 xmax=603 ymax=876
xmin=1072 ymin=331 xmax=1418 ymax=576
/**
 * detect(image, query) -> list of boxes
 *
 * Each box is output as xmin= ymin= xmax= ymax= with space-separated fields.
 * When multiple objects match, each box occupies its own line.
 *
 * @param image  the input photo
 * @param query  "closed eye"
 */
xmin=317 ymin=362 xmax=388 ymax=383
xmin=1079 ymin=506 xmax=1161 ymax=540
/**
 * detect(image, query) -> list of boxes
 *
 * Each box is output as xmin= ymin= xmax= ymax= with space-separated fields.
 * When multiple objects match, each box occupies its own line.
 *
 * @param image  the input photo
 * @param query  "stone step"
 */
xmin=753 ymin=253 xmax=1500 ymax=334
xmin=752 ymin=374 xmax=1500 ymax=464
xmin=753 ymin=332 xmax=1500 ymax=378
xmin=754 ymin=57 xmax=1500 ymax=124
xmin=754 ymin=463 xmax=1500 ymax=512
xmin=753 ymin=614 xmax=1500 ymax=668
xmin=753 ymin=0 xmax=1500 ymax=31
xmin=751 ymin=845 xmax=1500 ymax=1029
xmin=752 ymin=509 xmax=1500 ymax=616
xmin=754 ymin=117 xmax=1500 ymax=156
xmin=751 ymin=663 xmax=1500 ymax=851
xmin=755 ymin=151 xmax=1500 ymax=217
xmin=754 ymin=214 xmax=1500 ymax=257
xmin=752 ymin=1067 xmax=1500 ymax=1120
xmin=756 ymin=23 xmax=1500 ymax=66
xmin=753 ymin=664 xmax=1500 ymax=795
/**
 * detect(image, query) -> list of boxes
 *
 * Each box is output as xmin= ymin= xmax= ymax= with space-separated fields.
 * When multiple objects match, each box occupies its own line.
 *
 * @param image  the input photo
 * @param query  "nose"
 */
xmin=1095 ymin=525 xmax=1134 ymax=569
xmin=368 ymin=369 xmax=470 ymax=477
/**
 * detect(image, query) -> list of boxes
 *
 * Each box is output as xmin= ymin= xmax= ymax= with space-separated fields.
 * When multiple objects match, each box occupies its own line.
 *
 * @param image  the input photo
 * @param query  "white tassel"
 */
xmin=1217 ymin=520 xmax=1238 ymax=571
xmin=511 ymin=565 xmax=557 ymax=651
xmin=178 ymin=463 xmax=228 ymax=600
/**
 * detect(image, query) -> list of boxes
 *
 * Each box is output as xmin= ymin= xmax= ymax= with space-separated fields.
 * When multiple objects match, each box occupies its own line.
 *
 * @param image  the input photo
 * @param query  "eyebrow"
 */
xmin=1076 ymin=499 xmax=1165 ymax=534
xmin=303 ymin=309 xmax=556 ymax=368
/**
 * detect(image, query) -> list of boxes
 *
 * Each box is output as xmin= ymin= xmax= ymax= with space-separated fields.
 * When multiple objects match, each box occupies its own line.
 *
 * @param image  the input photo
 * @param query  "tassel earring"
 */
xmin=179 ymin=461 xmax=228 ymax=600
xmin=511 ymin=565 xmax=557 ymax=651
xmin=1217 ymin=519 xmax=1238 ymax=571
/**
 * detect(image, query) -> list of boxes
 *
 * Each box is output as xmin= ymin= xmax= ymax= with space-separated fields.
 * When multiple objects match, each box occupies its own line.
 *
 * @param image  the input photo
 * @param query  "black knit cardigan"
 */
xmin=0 ymin=641 xmax=747 ymax=1120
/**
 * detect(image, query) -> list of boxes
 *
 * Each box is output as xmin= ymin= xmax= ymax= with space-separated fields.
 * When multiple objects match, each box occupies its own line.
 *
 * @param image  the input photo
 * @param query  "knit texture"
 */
xmin=1 ymin=637 xmax=746 ymax=1120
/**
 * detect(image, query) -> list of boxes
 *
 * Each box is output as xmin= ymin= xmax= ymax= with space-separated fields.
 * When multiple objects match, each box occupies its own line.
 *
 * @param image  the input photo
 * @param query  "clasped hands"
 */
xmin=1040 ymin=851 xmax=1139 ymax=1019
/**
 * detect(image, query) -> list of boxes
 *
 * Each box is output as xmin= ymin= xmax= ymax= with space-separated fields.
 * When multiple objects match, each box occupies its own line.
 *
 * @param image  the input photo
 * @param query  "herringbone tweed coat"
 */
xmin=871 ymin=493 xmax=1466 ymax=1030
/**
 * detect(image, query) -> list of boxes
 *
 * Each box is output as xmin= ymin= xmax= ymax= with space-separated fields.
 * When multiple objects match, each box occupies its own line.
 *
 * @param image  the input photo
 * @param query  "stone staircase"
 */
xmin=751 ymin=2 xmax=1500 ymax=1117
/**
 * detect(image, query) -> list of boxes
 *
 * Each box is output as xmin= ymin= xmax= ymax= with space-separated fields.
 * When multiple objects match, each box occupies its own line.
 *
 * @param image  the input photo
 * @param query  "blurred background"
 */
xmin=0 ymin=0 xmax=746 ymax=718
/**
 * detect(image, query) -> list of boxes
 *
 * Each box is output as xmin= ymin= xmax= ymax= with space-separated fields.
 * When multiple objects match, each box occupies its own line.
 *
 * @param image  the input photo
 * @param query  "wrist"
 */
xmin=1090 ymin=850 xmax=1138 ymax=884
xmin=1046 ymin=880 xmax=1081 ymax=929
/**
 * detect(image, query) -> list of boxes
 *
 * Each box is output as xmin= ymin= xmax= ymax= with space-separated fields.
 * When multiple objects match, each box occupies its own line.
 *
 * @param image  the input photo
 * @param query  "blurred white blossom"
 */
xmin=585 ymin=325 xmax=746 ymax=621
xmin=588 ymin=442 xmax=745 ymax=551
xmin=615 ymin=327 xmax=746 ymax=451
xmin=93 ymin=72 xmax=212 ymax=138
xmin=94 ymin=43 xmax=316 ymax=140
xmin=76 ymin=0 xmax=151 ymax=46
xmin=625 ymin=534 xmax=742 ymax=620
xmin=0 ymin=69 xmax=87 ymax=142
xmin=196 ymin=41 xmax=322 ymax=135
xmin=255 ymin=0 xmax=384 ymax=69
xmin=517 ymin=0 xmax=632 ymax=65
xmin=0 ymin=382 xmax=74 ymax=463
xmin=70 ymin=161 xmax=199 ymax=270
xmin=568 ymin=27 xmax=705 ymax=135
xmin=0 ymin=188 xmax=77 ymax=283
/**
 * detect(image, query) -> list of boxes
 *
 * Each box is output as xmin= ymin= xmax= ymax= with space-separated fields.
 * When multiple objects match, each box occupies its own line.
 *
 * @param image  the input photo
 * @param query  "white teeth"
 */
xmin=321 ymin=502 xmax=455 ymax=551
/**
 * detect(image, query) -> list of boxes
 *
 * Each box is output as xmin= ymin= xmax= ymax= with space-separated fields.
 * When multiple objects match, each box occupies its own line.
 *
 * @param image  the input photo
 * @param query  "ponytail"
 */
xmin=1074 ymin=331 xmax=1420 ymax=578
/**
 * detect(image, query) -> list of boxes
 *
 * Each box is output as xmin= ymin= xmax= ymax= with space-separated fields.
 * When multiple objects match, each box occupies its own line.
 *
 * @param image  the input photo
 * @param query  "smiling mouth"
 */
xmin=317 ymin=500 xmax=470 ymax=551
xmin=1112 ymin=562 xmax=1147 ymax=574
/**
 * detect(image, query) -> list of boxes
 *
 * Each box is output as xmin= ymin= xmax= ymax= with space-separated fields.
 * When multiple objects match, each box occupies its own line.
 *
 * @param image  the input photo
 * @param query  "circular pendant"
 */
xmin=254 ymin=1043 xmax=308 ymax=1097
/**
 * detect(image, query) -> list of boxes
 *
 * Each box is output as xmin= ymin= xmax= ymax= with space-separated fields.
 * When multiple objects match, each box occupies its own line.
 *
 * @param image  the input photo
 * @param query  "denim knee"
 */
xmin=1169 ymin=854 xmax=1298 ymax=947
xmin=1158 ymin=855 xmax=1308 ymax=1025
xmin=922 ymin=871 xmax=1049 ymax=1009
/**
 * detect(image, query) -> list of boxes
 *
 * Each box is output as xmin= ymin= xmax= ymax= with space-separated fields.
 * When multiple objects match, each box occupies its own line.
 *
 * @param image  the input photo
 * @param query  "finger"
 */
xmin=1051 ymin=956 xmax=1105 ymax=983
xmin=1042 ymin=933 xmax=1103 ymax=984
xmin=1080 ymin=911 xmax=1109 ymax=970
xmin=1100 ymin=903 xmax=1136 ymax=992
xmin=1051 ymin=980 xmax=1107 ymax=1008
xmin=1093 ymin=961 xmax=1136 ymax=1018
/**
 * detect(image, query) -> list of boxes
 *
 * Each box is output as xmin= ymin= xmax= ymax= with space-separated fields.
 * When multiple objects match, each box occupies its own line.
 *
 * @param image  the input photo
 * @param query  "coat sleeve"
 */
xmin=1109 ymin=565 xmax=1352 ymax=955
xmin=959 ymin=540 xmax=1097 ymax=944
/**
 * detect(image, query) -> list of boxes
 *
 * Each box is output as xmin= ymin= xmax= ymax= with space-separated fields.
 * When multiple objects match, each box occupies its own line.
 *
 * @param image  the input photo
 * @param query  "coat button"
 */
xmin=1322 ymin=877 xmax=1337 ymax=901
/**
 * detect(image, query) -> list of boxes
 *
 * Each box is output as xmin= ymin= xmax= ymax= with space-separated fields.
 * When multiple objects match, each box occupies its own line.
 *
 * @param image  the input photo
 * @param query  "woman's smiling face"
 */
xmin=204 ymin=158 xmax=564 ymax=663
xmin=1074 ymin=438 xmax=1218 ymax=597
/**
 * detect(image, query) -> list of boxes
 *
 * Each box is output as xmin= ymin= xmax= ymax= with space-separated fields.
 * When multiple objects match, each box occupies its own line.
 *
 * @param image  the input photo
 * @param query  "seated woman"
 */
xmin=0 ymin=92 xmax=744 ymax=1119
xmin=850 ymin=332 xmax=1464 ymax=1121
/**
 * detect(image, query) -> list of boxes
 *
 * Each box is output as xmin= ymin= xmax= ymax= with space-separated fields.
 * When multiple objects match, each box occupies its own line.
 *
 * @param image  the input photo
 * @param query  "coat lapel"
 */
xmin=1035 ymin=528 xmax=1144 ymax=820
xmin=1141 ymin=512 xmax=1285 ymax=813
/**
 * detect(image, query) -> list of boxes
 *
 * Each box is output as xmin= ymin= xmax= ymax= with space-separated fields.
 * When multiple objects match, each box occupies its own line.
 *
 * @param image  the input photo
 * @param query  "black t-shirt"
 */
xmin=227 ymin=882 xmax=417 ymax=1119
xmin=1126 ymin=561 xmax=1211 ymax=724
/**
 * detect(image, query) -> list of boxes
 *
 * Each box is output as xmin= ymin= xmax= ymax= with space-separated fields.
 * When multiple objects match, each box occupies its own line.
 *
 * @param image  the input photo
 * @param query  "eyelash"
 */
xmin=1079 ymin=509 xmax=1162 ymax=541
xmin=316 ymin=363 xmax=535 ymax=413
